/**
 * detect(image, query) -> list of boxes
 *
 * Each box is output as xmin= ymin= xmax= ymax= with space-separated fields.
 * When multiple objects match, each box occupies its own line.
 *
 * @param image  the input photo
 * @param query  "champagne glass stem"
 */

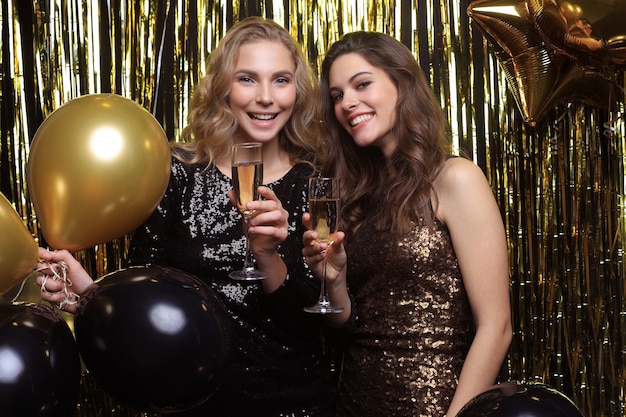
xmin=242 ymin=217 xmax=254 ymax=271
xmin=304 ymin=248 xmax=343 ymax=313
xmin=229 ymin=215 xmax=267 ymax=280
xmin=318 ymin=258 xmax=331 ymax=305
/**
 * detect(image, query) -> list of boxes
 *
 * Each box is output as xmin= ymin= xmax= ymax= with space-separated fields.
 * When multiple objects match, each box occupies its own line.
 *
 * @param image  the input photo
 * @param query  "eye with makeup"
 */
xmin=331 ymin=92 xmax=343 ymax=102
xmin=237 ymin=75 xmax=255 ymax=84
xmin=273 ymin=74 xmax=293 ymax=85
xmin=356 ymin=80 xmax=372 ymax=89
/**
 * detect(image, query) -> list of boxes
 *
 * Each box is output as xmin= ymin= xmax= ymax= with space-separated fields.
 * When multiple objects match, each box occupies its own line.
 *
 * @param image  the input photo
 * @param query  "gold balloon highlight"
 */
xmin=559 ymin=1 xmax=582 ymax=22
xmin=28 ymin=94 xmax=171 ymax=252
xmin=0 ymin=193 xmax=38 ymax=294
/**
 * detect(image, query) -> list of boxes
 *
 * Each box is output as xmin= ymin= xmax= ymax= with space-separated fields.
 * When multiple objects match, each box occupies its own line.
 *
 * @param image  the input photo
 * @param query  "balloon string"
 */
xmin=37 ymin=261 xmax=80 ymax=310
xmin=9 ymin=278 xmax=29 ymax=303
xmin=151 ymin=0 xmax=172 ymax=116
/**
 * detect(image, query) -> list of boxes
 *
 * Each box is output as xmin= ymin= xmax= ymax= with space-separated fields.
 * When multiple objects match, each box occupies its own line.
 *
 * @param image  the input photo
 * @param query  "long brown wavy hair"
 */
xmin=175 ymin=17 xmax=324 ymax=168
xmin=319 ymin=31 xmax=452 ymax=237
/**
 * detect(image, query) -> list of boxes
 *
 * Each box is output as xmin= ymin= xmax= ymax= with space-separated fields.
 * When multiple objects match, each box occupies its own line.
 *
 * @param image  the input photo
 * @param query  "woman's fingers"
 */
xmin=34 ymin=251 xmax=81 ymax=313
xmin=35 ymin=274 xmax=65 ymax=292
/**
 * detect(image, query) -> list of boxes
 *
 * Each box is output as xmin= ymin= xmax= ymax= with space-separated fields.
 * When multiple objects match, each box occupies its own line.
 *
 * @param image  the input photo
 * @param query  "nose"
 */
xmin=341 ymin=92 xmax=358 ymax=111
xmin=256 ymin=83 xmax=274 ymax=105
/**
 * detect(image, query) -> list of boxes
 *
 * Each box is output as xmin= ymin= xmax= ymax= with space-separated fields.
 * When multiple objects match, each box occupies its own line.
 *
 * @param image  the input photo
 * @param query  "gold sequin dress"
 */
xmin=338 ymin=217 xmax=472 ymax=417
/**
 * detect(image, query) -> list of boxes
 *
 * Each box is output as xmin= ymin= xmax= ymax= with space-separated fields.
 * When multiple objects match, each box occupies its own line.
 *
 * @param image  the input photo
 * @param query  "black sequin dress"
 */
xmin=337 ymin=218 xmax=473 ymax=417
xmin=128 ymin=156 xmax=335 ymax=417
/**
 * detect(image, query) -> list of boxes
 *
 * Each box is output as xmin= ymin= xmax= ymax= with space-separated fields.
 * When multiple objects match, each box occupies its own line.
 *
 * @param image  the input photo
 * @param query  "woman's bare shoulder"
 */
xmin=435 ymin=157 xmax=486 ymax=191
xmin=433 ymin=157 xmax=492 ymax=222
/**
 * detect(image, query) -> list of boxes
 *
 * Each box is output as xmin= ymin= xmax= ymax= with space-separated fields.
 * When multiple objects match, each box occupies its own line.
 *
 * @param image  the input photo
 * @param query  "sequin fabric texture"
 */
xmin=128 ymin=155 xmax=334 ymax=417
xmin=338 ymin=218 xmax=472 ymax=417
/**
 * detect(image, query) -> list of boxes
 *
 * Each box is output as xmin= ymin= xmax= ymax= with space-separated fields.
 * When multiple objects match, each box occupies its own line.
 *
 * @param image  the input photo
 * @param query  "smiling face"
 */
xmin=328 ymin=52 xmax=399 ymax=156
xmin=229 ymin=40 xmax=297 ymax=144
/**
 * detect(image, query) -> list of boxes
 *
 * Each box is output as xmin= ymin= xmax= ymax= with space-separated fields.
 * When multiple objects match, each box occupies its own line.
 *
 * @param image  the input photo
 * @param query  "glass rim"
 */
xmin=233 ymin=141 xmax=262 ymax=148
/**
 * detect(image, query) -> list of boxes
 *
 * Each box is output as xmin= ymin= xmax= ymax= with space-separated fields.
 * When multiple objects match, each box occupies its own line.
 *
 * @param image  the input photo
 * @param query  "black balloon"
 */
xmin=74 ymin=266 xmax=233 ymax=414
xmin=457 ymin=381 xmax=584 ymax=417
xmin=0 ymin=303 xmax=81 ymax=417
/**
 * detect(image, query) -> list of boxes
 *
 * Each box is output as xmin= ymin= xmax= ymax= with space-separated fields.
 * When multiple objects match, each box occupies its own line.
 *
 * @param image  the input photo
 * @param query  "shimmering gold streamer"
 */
xmin=0 ymin=1 xmax=624 ymax=416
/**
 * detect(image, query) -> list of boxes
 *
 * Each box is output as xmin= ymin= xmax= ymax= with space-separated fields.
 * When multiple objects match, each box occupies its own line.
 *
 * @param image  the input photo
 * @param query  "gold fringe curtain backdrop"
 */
xmin=0 ymin=1 xmax=624 ymax=416
xmin=496 ymin=102 xmax=626 ymax=417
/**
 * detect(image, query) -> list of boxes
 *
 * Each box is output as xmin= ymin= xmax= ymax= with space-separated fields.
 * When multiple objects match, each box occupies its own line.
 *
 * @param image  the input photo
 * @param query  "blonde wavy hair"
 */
xmin=175 ymin=17 xmax=323 ymax=168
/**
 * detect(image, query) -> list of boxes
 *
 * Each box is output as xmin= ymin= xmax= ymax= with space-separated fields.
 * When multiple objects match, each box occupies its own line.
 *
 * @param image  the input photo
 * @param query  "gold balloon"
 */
xmin=0 ymin=193 xmax=38 ymax=294
xmin=499 ymin=46 xmax=559 ymax=126
xmin=28 ymin=94 xmax=171 ymax=252
xmin=468 ymin=0 xmax=543 ymax=60
xmin=468 ymin=0 xmax=556 ymax=124
xmin=469 ymin=0 xmax=623 ymax=125
xmin=559 ymin=1 xmax=582 ymax=22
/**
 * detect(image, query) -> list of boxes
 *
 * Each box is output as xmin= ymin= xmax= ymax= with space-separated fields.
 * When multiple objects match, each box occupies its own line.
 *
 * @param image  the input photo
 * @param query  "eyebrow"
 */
xmin=329 ymin=70 xmax=373 ymax=91
xmin=234 ymin=69 xmax=294 ymax=78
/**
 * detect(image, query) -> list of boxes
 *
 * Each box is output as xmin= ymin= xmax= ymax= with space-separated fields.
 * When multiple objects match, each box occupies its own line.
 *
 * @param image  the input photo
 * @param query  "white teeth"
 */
xmin=350 ymin=114 xmax=372 ymax=126
xmin=250 ymin=113 xmax=276 ymax=121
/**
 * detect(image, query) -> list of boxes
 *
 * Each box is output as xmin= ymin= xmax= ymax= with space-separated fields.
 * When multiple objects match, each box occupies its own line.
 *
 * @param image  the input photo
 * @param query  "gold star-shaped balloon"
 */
xmin=468 ymin=0 xmax=558 ymax=125
xmin=468 ymin=0 xmax=623 ymax=125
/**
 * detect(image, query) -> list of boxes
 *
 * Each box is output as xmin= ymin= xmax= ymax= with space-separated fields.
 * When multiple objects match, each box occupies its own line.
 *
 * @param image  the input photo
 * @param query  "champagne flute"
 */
xmin=229 ymin=142 xmax=268 ymax=281
xmin=304 ymin=177 xmax=344 ymax=314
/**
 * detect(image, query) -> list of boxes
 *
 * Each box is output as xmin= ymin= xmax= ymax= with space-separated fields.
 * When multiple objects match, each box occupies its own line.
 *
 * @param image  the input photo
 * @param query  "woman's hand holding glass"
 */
xmin=228 ymin=185 xmax=290 ymax=290
xmin=243 ymin=186 xmax=289 ymax=254
xmin=301 ymin=218 xmax=346 ymax=284
xmin=302 ymin=213 xmax=350 ymax=319
xmin=303 ymin=177 xmax=346 ymax=314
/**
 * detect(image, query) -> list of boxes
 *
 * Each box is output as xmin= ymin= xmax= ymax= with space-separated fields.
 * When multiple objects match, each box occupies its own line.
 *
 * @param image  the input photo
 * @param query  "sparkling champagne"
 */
xmin=304 ymin=176 xmax=343 ymax=314
xmin=232 ymin=161 xmax=262 ymax=217
xmin=309 ymin=198 xmax=339 ymax=244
